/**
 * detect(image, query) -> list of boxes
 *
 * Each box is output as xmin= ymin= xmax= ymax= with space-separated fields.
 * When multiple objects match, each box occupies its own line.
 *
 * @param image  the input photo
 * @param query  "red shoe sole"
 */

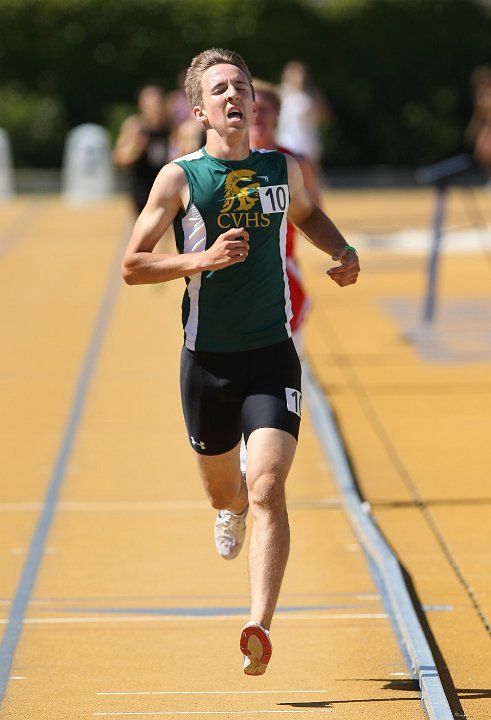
xmin=240 ymin=624 xmax=272 ymax=665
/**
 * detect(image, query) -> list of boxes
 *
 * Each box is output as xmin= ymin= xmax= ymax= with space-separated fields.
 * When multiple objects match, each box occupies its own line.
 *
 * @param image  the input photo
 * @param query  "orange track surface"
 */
xmin=0 ymin=188 xmax=489 ymax=719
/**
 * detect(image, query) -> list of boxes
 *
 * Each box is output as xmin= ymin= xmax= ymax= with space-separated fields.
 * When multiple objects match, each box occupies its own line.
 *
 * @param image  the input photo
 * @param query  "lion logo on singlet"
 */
xmin=221 ymin=169 xmax=260 ymax=212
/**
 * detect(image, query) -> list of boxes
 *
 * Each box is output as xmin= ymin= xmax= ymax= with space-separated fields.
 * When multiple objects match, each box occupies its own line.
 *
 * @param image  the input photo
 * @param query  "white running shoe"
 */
xmin=240 ymin=622 xmax=272 ymax=676
xmin=214 ymin=473 xmax=248 ymax=560
xmin=214 ymin=505 xmax=248 ymax=559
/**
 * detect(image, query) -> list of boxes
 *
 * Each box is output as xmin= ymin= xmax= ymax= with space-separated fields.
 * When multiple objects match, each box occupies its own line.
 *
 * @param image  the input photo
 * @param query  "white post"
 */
xmin=61 ymin=123 xmax=114 ymax=204
xmin=0 ymin=128 xmax=14 ymax=200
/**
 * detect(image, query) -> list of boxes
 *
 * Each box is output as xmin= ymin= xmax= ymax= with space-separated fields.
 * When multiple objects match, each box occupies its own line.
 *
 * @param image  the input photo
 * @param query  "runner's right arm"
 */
xmin=121 ymin=163 xmax=249 ymax=285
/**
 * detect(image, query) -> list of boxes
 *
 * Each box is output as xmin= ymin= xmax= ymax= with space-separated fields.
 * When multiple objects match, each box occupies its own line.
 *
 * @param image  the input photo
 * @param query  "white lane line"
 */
xmin=0 ymin=613 xmax=387 ymax=625
xmin=0 ymin=503 xmax=43 ymax=512
xmin=0 ymin=501 xmax=209 ymax=513
xmin=0 ymin=498 xmax=340 ymax=513
xmin=95 ymin=712 xmax=334 ymax=717
xmin=0 ymin=592 xmax=380 ymax=607
xmin=98 ymin=691 xmax=328 ymax=696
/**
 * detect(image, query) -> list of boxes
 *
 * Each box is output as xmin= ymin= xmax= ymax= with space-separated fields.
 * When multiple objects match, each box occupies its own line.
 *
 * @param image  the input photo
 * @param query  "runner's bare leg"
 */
xmin=245 ymin=428 xmax=296 ymax=629
xmin=196 ymin=442 xmax=248 ymax=514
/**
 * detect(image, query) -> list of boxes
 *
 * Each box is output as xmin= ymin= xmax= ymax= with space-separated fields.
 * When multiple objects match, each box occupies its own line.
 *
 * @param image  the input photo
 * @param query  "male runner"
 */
xmin=122 ymin=48 xmax=359 ymax=676
xmin=250 ymin=78 xmax=319 ymax=355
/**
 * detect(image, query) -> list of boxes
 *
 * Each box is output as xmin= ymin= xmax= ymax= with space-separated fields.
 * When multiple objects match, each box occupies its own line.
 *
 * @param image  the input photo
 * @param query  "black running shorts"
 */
xmin=180 ymin=339 xmax=302 ymax=455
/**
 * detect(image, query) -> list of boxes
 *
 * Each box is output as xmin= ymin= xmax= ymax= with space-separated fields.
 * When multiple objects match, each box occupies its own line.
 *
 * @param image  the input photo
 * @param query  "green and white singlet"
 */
xmin=173 ymin=147 xmax=292 ymax=352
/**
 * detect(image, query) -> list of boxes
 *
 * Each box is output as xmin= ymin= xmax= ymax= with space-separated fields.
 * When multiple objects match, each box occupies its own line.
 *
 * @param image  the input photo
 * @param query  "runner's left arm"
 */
xmin=286 ymin=154 xmax=360 ymax=287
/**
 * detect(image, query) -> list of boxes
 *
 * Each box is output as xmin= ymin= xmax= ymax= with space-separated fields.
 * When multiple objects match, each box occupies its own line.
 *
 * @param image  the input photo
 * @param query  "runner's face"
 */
xmin=198 ymin=63 xmax=256 ymax=133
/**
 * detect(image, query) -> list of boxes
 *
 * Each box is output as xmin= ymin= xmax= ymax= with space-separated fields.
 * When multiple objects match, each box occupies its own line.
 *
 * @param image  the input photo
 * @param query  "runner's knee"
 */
xmin=248 ymin=473 xmax=286 ymax=514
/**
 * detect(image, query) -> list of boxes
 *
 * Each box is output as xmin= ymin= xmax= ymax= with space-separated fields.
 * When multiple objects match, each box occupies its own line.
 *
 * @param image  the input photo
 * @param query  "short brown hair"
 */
xmin=184 ymin=48 xmax=254 ymax=108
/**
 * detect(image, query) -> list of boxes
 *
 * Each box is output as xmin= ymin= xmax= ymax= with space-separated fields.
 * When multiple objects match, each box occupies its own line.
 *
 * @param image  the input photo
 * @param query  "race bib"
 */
xmin=285 ymin=387 xmax=302 ymax=417
xmin=258 ymin=184 xmax=289 ymax=214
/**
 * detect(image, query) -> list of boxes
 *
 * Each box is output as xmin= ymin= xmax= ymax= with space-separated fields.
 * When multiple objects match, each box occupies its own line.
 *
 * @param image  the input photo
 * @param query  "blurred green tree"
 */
xmin=0 ymin=0 xmax=489 ymax=168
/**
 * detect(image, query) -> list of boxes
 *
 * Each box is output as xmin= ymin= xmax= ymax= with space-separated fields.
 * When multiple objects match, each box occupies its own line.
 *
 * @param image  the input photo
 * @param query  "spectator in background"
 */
xmin=169 ymin=117 xmax=204 ymax=159
xmin=113 ymin=84 xmax=172 ymax=214
xmin=167 ymin=69 xmax=205 ymax=159
xmin=168 ymin=70 xmax=194 ymax=128
xmin=466 ymin=65 xmax=491 ymax=184
xmin=276 ymin=60 xmax=331 ymax=186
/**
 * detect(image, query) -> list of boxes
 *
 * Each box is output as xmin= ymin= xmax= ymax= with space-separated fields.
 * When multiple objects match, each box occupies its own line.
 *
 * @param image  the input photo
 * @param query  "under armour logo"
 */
xmin=190 ymin=436 xmax=206 ymax=450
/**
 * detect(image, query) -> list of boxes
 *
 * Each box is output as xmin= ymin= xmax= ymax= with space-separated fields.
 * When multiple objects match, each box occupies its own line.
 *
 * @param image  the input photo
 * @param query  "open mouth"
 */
xmin=227 ymin=109 xmax=243 ymax=120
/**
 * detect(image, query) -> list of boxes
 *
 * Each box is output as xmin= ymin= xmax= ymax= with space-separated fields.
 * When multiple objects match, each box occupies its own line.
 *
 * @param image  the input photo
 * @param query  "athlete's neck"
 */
xmin=205 ymin=133 xmax=251 ymax=161
xmin=250 ymin=135 xmax=275 ymax=150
